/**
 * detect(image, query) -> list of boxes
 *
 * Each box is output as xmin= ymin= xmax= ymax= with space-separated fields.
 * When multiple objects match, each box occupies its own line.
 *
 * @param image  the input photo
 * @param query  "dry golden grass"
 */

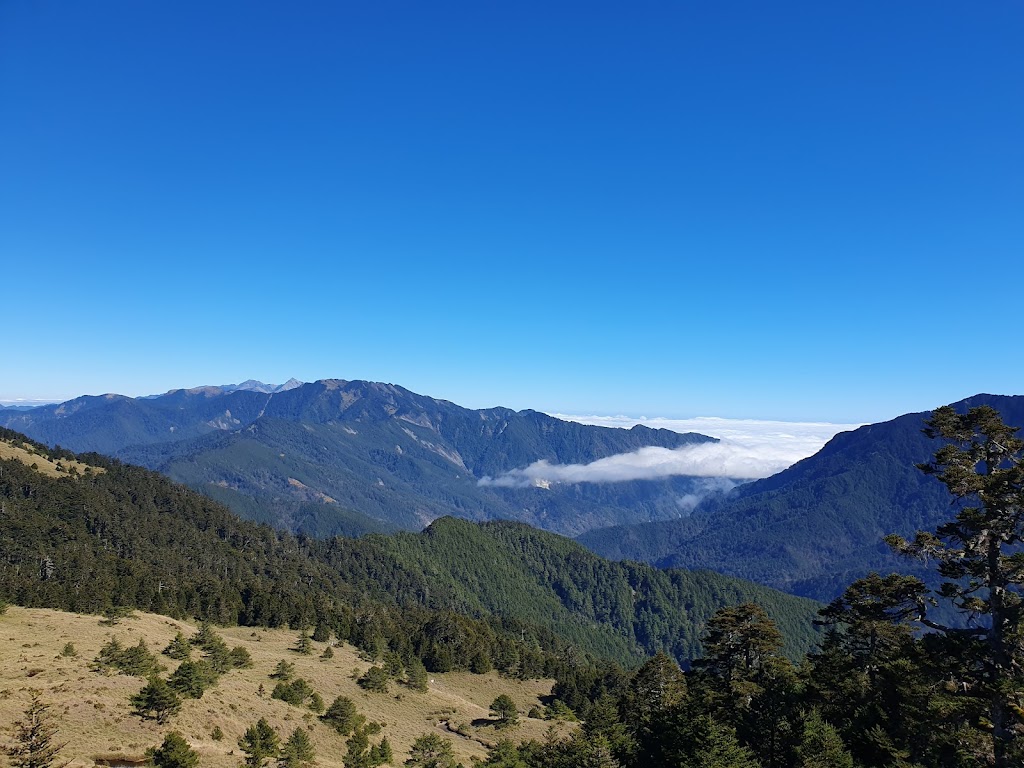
xmin=0 ymin=439 xmax=104 ymax=478
xmin=0 ymin=607 xmax=573 ymax=767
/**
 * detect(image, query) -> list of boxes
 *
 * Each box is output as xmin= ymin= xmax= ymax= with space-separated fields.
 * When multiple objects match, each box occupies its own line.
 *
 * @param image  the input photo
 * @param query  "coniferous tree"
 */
xmin=271 ymin=659 xmax=295 ymax=681
xmin=404 ymin=733 xmax=457 ymax=768
xmin=149 ymin=732 xmax=199 ymax=768
xmin=309 ymin=691 xmax=325 ymax=714
xmin=239 ymin=718 xmax=280 ymax=768
xmin=795 ymin=710 xmax=854 ymax=768
xmin=278 ymin=727 xmax=316 ymax=768
xmin=621 ymin=651 xmax=687 ymax=764
xmin=92 ymin=636 xmax=124 ymax=673
xmin=582 ymin=692 xmax=632 ymax=762
xmin=293 ymin=630 xmax=313 ymax=655
xmin=808 ymin=572 xmax=935 ymax=766
xmin=168 ymin=659 xmax=216 ymax=699
xmin=885 ymin=405 xmax=1024 ymax=767
xmin=370 ymin=736 xmax=393 ymax=766
xmin=230 ymin=645 xmax=254 ymax=668
xmin=162 ymin=632 xmax=192 ymax=660
xmin=689 ymin=716 xmax=761 ymax=768
xmin=119 ymin=638 xmax=162 ymax=676
xmin=692 ymin=603 xmax=799 ymax=768
xmin=358 ymin=665 xmax=390 ymax=693
xmin=405 ymin=657 xmax=429 ymax=692
xmin=130 ymin=676 xmax=181 ymax=724
xmin=191 ymin=621 xmax=217 ymax=648
xmin=322 ymin=695 xmax=365 ymax=735
xmin=478 ymin=740 xmax=529 ymax=768
xmin=490 ymin=695 xmax=519 ymax=728
xmin=203 ymin=634 xmax=233 ymax=673
xmin=344 ymin=727 xmax=373 ymax=768
xmin=4 ymin=691 xmax=65 ymax=768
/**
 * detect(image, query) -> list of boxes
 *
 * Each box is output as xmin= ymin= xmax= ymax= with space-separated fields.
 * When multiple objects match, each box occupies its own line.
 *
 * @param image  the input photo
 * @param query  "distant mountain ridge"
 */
xmin=578 ymin=393 xmax=1024 ymax=602
xmin=211 ymin=377 xmax=305 ymax=394
xmin=0 ymin=378 xmax=716 ymax=536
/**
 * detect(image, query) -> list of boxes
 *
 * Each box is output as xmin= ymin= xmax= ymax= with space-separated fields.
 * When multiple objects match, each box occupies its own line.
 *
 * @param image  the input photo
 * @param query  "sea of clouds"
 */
xmin=478 ymin=414 xmax=863 ymax=489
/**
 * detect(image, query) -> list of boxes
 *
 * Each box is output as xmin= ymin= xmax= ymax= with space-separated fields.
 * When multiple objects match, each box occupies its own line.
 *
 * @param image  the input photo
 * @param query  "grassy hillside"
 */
xmin=0 ymin=606 xmax=567 ymax=767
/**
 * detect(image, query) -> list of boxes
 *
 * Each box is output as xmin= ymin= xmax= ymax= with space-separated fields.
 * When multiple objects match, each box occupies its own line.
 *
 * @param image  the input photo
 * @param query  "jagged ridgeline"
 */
xmin=0 ymin=379 xmax=718 ymax=537
xmin=0 ymin=427 xmax=820 ymax=671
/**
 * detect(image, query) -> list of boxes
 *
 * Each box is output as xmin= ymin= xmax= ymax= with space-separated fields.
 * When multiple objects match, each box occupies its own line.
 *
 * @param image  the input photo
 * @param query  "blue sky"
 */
xmin=2 ymin=1 xmax=1021 ymax=422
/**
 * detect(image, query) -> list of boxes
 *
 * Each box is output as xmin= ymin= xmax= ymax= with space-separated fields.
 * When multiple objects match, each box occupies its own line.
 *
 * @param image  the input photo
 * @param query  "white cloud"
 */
xmin=478 ymin=414 xmax=863 ymax=489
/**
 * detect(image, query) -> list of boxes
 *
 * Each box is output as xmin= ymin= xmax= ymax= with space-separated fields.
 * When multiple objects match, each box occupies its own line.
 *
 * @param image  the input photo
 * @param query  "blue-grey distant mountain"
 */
xmin=578 ymin=394 xmax=1024 ymax=602
xmin=0 ymin=379 xmax=716 ymax=537
xmin=214 ymin=378 xmax=305 ymax=394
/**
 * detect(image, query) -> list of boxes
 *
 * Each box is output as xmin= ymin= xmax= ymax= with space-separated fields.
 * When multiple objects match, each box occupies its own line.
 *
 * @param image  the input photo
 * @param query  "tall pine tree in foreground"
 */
xmin=886 ymin=405 xmax=1024 ymax=767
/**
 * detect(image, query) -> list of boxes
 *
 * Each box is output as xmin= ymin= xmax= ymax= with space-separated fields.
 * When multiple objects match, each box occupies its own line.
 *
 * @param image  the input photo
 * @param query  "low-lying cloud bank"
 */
xmin=478 ymin=415 xmax=862 ymax=489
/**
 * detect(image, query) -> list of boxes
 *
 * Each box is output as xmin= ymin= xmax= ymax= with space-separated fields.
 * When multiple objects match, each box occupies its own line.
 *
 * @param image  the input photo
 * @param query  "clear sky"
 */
xmin=2 ymin=1 xmax=1021 ymax=422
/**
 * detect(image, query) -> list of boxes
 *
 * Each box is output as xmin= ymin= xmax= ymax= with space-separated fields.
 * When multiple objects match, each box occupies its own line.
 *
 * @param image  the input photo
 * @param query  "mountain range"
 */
xmin=579 ymin=393 xmax=1024 ymax=602
xmin=7 ymin=378 xmax=1022 ymax=607
xmin=0 ymin=379 xmax=715 ymax=537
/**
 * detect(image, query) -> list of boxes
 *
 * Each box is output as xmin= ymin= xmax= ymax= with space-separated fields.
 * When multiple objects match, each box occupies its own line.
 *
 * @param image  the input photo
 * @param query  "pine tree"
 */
xmin=404 ymin=733 xmax=457 ymax=768
xmin=309 ymin=691 xmax=325 ymax=713
xmin=239 ymin=718 xmax=280 ymax=768
xmin=130 ymin=676 xmax=181 ymax=724
xmin=692 ymin=603 xmax=783 ymax=693
xmin=149 ymin=732 xmax=199 ymax=768
xmin=885 ymin=405 xmax=1024 ymax=767
xmin=278 ymin=727 xmax=316 ymax=768
xmin=191 ymin=621 xmax=217 ymax=648
xmin=358 ymin=665 xmax=390 ymax=693
xmin=162 ymin=632 xmax=192 ymax=660
xmin=293 ymin=630 xmax=313 ymax=655
xmin=370 ymin=736 xmax=393 ymax=766
xmin=490 ymin=694 xmax=519 ymax=728
xmin=168 ymin=659 xmax=215 ymax=699
xmin=478 ymin=740 xmax=528 ymax=768
xmin=4 ymin=691 xmax=66 ymax=768
xmin=92 ymin=636 xmax=124 ymax=673
xmin=322 ymin=695 xmax=365 ymax=735
xmin=621 ymin=651 xmax=687 ymax=765
xmin=344 ymin=728 xmax=373 ymax=768
xmin=271 ymin=659 xmax=296 ymax=681
xmin=404 ymin=657 xmax=429 ymax=692
xmin=203 ymin=634 xmax=233 ymax=673
xmin=230 ymin=645 xmax=254 ymax=668
xmin=796 ymin=710 xmax=853 ymax=768
xmin=690 ymin=717 xmax=761 ymax=768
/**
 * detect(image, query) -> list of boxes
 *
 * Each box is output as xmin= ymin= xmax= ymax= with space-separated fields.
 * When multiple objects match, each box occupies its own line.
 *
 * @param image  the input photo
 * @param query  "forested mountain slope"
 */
xmin=0 ymin=428 xmax=819 ymax=670
xmin=580 ymin=394 xmax=1024 ymax=601
xmin=0 ymin=379 xmax=714 ymax=536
